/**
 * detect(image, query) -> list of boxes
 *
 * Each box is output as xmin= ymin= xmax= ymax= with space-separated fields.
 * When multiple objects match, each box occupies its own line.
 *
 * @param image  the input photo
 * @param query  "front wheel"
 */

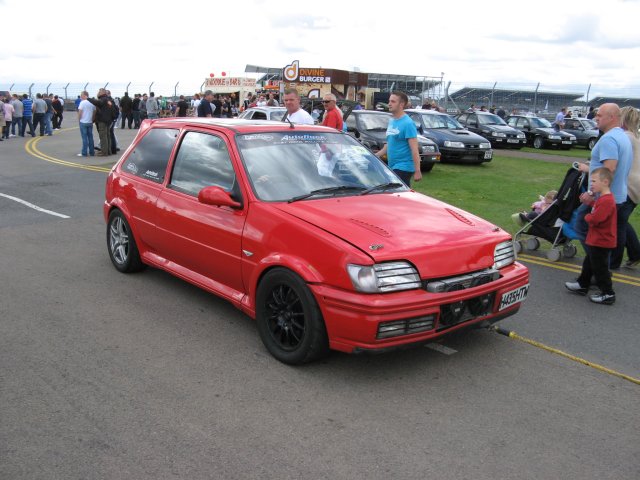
xmin=533 ymin=136 xmax=544 ymax=149
xmin=588 ymin=138 xmax=597 ymax=150
xmin=421 ymin=162 xmax=434 ymax=173
xmin=256 ymin=268 xmax=329 ymax=365
xmin=107 ymin=209 xmax=145 ymax=273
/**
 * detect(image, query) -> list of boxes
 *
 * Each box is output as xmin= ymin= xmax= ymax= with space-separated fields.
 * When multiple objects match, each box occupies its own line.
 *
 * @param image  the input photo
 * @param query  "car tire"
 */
xmin=533 ymin=136 xmax=544 ymax=149
xmin=107 ymin=209 xmax=145 ymax=273
xmin=588 ymin=138 xmax=597 ymax=150
xmin=256 ymin=268 xmax=329 ymax=365
xmin=421 ymin=163 xmax=434 ymax=173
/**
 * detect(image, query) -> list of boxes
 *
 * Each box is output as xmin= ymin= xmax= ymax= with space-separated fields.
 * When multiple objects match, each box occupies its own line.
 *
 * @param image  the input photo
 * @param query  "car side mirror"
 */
xmin=198 ymin=186 xmax=242 ymax=209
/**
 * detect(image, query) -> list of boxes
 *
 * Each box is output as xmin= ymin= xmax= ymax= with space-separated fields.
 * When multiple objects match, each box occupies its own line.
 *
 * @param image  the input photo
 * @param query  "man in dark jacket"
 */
xmin=88 ymin=88 xmax=113 ymax=156
xmin=119 ymin=92 xmax=133 ymax=129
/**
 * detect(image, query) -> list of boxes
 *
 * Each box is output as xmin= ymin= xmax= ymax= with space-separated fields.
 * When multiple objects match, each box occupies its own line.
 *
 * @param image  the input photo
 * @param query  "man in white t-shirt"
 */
xmin=77 ymin=91 xmax=96 ymax=156
xmin=283 ymin=88 xmax=314 ymax=125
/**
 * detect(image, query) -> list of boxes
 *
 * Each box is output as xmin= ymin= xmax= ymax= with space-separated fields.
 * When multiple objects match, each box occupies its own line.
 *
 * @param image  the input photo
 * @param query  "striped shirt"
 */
xmin=22 ymin=98 xmax=33 ymax=117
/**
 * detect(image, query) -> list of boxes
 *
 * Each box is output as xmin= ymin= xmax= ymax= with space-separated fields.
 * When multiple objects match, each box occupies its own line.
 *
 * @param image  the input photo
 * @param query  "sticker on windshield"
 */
xmin=242 ymin=134 xmax=274 ymax=142
xmin=280 ymin=134 xmax=328 ymax=144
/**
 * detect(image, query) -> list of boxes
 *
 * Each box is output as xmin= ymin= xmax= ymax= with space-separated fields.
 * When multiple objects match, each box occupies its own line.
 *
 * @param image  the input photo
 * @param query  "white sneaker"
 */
xmin=9 ymin=134 xmax=16 ymax=137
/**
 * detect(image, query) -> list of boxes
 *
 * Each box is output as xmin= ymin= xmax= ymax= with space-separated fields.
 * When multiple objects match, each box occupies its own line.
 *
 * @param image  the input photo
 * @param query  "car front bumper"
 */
xmin=311 ymin=262 xmax=529 ymax=353
xmin=491 ymin=137 xmax=527 ymax=148
xmin=440 ymin=147 xmax=493 ymax=163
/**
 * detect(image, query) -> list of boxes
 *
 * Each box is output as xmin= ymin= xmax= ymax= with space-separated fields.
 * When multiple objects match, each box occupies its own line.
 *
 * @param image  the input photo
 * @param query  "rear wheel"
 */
xmin=526 ymin=237 xmax=540 ymax=250
xmin=533 ymin=136 xmax=544 ymax=149
xmin=107 ymin=209 xmax=145 ymax=273
xmin=256 ymin=268 xmax=329 ymax=365
xmin=547 ymin=248 xmax=562 ymax=262
xmin=563 ymin=244 xmax=578 ymax=258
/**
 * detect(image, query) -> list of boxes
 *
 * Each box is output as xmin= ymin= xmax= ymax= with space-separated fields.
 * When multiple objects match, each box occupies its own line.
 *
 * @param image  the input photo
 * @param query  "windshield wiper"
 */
xmin=288 ymin=185 xmax=366 ymax=203
xmin=360 ymin=182 xmax=404 ymax=195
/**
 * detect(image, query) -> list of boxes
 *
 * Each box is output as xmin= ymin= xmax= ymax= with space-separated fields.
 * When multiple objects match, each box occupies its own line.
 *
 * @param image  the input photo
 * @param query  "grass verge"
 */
xmin=415 ymin=154 xmax=640 ymax=239
xmin=521 ymin=147 xmax=590 ymax=159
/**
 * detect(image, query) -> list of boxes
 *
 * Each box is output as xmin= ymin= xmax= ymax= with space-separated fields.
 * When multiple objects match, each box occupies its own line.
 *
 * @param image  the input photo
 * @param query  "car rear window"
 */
xmin=121 ymin=128 xmax=179 ymax=183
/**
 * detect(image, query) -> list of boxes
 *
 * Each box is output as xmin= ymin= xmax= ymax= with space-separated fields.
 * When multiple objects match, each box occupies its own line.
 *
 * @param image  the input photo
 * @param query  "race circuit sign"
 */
xmin=283 ymin=60 xmax=332 ymax=84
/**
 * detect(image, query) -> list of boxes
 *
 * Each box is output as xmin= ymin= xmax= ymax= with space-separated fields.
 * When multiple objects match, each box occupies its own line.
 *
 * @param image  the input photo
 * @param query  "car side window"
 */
xmin=506 ymin=117 xmax=517 ymax=127
xmin=516 ymin=118 xmax=528 ymax=129
xmin=458 ymin=113 xmax=468 ymax=124
xmin=121 ymin=128 xmax=179 ymax=183
xmin=169 ymin=131 xmax=236 ymax=196
xmin=252 ymin=111 xmax=267 ymax=120
xmin=408 ymin=113 xmax=422 ymax=129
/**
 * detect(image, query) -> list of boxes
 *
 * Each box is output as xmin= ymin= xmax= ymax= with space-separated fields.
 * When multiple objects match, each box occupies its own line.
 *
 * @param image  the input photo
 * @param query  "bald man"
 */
xmin=577 ymin=103 xmax=633 ymax=275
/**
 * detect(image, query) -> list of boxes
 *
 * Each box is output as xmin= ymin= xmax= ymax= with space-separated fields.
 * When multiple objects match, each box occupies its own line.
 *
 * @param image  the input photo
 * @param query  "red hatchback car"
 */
xmin=105 ymin=118 xmax=529 ymax=364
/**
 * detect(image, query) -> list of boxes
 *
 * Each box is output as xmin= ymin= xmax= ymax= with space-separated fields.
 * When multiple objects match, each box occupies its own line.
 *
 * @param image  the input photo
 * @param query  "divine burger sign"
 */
xmin=283 ymin=60 xmax=332 ymax=83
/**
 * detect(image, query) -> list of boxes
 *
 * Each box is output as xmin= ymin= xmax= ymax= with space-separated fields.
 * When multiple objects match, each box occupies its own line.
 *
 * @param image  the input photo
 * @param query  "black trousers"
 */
xmin=577 ymin=245 xmax=614 ymax=295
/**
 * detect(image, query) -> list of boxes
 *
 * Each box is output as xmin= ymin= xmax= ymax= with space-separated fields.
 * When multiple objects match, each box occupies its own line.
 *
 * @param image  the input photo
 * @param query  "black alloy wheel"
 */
xmin=256 ymin=268 xmax=329 ymax=364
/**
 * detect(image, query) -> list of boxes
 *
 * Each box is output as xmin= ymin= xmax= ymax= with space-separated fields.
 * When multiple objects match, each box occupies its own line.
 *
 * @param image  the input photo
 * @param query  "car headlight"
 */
xmin=444 ymin=141 xmax=465 ymax=148
xmin=479 ymin=143 xmax=491 ymax=149
xmin=421 ymin=145 xmax=436 ymax=153
xmin=517 ymin=133 xmax=526 ymax=139
xmin=569 ymin=136 xmax=576 ymax=141
xmin=491 ymin=132 xmax=507 ymax=138
xmin=548 ymin=135 xmax=561 ymax=140
xmin=494 ymin=241 xmax=515 ymax=269
xmin=347 ymin=262 xmax=421 ymax=293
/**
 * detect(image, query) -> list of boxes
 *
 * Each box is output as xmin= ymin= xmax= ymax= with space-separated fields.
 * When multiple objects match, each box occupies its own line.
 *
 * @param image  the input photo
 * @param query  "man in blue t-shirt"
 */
xmin=375 ymin=91 xmax=422 ymax=186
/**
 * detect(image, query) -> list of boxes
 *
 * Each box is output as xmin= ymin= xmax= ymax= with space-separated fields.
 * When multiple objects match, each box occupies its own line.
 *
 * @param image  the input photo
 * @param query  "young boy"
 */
xmin=565 ymin=167 xmax=617 ymax=305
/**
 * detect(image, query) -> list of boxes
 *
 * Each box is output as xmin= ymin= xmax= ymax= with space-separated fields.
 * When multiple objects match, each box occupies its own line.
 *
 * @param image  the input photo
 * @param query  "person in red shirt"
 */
xmin=321 ymin=94 xmax=343 ymax=131
xmin=565 ymin=167 xmax=617 ymax=304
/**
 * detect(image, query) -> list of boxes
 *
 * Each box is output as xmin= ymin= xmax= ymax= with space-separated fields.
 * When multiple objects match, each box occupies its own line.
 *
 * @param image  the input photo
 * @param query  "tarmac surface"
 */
xmin=1 ymin=122 xmax=639 ymax=480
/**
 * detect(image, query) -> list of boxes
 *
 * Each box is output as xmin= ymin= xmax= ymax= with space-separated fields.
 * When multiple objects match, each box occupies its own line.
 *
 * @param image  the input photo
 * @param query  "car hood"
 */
xmin=482 ymin=125 xmax=517 ymax=133
xmin=535 ymin=127 xmax=566 ymax=136
xmin=275 ymin=192 xmax=508 ymax=277
xmin=429 ymin=129 xmax=487 ymax=144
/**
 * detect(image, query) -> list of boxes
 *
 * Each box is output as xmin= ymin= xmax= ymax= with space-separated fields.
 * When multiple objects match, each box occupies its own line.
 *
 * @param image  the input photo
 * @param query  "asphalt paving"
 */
xmin=1 ymin=124 xmax=638 ymax=479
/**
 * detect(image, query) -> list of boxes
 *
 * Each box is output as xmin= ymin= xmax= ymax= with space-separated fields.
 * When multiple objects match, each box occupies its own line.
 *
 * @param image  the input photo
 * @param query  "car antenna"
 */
xmin=282 ymin=113 xmax=295 ymax=129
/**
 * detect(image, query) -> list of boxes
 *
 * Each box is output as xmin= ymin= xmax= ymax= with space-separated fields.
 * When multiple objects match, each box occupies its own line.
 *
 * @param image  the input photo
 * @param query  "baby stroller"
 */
xmin=513 ymin=165 xmax=587 ymax=261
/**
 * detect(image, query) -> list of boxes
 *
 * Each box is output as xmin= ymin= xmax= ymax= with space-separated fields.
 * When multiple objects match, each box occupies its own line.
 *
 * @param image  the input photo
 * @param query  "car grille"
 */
xmin=423 ymin=268 xmax=500 ymax=293
xmin=377 ymin=315 xmax=437 ymax=339
xmin=438 ymin=293 xmax=495 ymax=330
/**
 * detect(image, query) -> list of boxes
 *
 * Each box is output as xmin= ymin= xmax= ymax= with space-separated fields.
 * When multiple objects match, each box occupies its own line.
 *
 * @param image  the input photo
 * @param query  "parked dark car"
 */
xmin=344 ymin=109 xmax=440 ymax=172
xmin=406 ymin=109 xmax=493 ymax=164
xmin=562 ymin=117 xmax=599 ymax=150
xmin=505 ymin=115 xmax=577 ymax=149
xmin=456 ymin=111 xmax=527 ymax=148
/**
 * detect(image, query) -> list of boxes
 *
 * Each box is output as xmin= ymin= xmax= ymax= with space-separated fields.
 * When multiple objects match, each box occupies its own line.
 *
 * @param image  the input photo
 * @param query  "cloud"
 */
xmin=270 ymin=14 xmax=331 ymax=30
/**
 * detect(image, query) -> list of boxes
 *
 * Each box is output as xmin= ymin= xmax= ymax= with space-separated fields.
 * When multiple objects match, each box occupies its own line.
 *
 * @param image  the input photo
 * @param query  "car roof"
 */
xmin=140 ymin=117 xmax=335 ymax=134
xmin=405 ymin=109 xmax=448 ymax=116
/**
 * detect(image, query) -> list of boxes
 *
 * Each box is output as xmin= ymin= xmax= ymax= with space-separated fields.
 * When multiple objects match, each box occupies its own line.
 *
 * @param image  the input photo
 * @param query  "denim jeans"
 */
xmin=44 ymin=112 xmax=53 ymax=135
xmin=132 ymin=111 xmax=140 ymax=128
xmin=79 ymin=122 xmax=95 ymax=156
xmin=610 ymin=197 xmax=640 ymax=267
xmin=11 ymin=117 xmax=22 ymax=135
xmin=393 ymin=169 xmax=414 ymax=187
xmin=21 ymin=116 xmax=34 ymax=136
xmin=33 ymin=113 xmax=45 ymax=135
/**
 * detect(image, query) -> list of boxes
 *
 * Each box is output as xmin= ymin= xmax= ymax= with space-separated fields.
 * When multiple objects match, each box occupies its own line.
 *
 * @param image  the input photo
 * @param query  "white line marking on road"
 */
xmin=0 ymin=193 xmax=71 ymax=219
xmin=425 ymin=343 xmax=458 ymax=355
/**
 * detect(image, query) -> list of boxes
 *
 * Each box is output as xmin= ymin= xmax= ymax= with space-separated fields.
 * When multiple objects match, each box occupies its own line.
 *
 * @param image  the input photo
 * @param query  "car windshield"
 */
xmin=582 ymin=119 xmax=597 ymax=129
xmin=270 ymin=110 xmax=286 ymax=121
xmin=530 ymin=117 xmax=552 ymax=128
xmin=478 ymin=114 xmax=506 ymax=126
xmin=357 ymin=112 xmax=391 ymax=131
xmin=420 ymin=113 xmax=463 ymax=129
xmin=237 ymin=132 xmax=407 ymax=201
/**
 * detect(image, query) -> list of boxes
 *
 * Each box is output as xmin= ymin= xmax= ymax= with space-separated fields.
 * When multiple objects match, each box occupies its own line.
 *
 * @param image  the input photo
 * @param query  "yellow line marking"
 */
xmin=25 ymin=130 xmax=112 ymax=173
xmin=518 ymin=254 xmax=640 ymax=287
xmin=493 ymin=327 xmax=640 ymax=386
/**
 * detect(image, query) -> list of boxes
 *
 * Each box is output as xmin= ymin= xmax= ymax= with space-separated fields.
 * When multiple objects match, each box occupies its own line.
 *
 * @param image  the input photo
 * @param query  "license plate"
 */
xmin=507 ymin=139 xmax=519 ymax=143
xmin=484 ymin=151 xmax=492 ymax=159
xmin=499 ymin=284 xmax=529 ymax=311
xmin=562 ymin=140 xmax=572 ymax=144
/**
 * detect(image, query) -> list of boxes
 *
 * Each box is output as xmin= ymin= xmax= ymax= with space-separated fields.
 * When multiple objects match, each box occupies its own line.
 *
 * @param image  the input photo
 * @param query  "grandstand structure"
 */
xmin=445 ymin=86 xmax=583 ymax=114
